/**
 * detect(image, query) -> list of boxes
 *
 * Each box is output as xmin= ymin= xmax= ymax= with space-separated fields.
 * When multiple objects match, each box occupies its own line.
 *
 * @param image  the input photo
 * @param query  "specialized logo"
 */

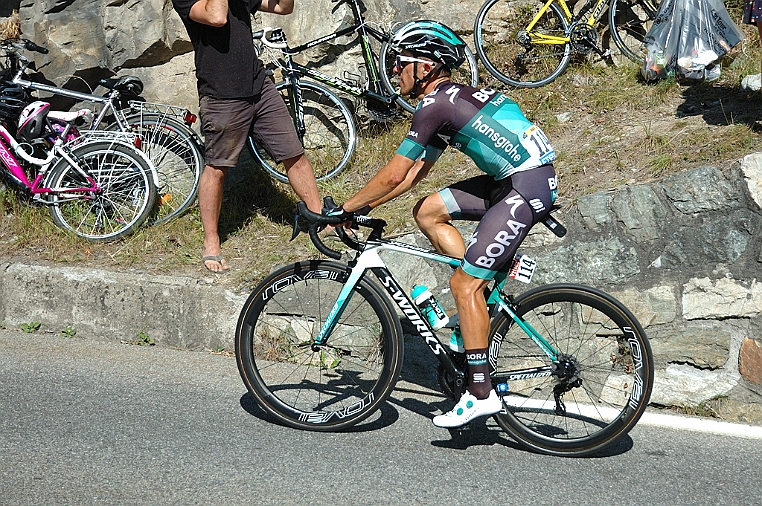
xmin=379 ymin=275 xmax=445 ymax=355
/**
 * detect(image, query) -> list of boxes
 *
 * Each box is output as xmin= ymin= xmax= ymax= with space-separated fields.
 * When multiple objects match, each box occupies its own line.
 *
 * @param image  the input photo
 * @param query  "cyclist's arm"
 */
xmin=258 ymin=0 xmax=294 ymax=14
xmin=367 ymin=159 xmax=434 ymax=209
xmin=343 ymin=154 xmax=421 ymax=212
xmin=188 ymin=0 xmax=228 ymax=26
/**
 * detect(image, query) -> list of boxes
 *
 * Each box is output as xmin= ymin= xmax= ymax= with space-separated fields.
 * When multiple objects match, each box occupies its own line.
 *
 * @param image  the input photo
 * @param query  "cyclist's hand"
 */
xmin=322 ymin=205 xmax=353 ymax=230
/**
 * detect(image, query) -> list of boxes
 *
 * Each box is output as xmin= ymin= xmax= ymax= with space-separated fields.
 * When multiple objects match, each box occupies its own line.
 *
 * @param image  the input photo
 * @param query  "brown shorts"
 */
xmin=200 ymin=78 xmax=304 ymax=168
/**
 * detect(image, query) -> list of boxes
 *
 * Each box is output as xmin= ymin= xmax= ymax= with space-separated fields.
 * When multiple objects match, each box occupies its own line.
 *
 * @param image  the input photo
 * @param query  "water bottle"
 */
xmin=449 ymin=326 xmax=464 ymax=353
xmin=411 ymin=285 xmax=449 ymax=330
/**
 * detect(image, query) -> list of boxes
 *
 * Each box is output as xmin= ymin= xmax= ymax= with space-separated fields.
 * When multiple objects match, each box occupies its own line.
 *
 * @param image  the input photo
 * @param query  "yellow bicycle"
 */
xmin=474 ymin=0 xmax=660 ymax=87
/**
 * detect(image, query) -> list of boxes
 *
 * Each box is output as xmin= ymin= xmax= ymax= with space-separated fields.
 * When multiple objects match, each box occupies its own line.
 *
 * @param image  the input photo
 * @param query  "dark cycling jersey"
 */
xmin=396 ymin=82 xmax=558 ymax=281
xmin=396 ymin=82 xmax=556 ymax=179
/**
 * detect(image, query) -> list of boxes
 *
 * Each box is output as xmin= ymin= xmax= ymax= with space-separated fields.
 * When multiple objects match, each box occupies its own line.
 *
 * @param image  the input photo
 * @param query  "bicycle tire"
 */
xmin=47 ymin=141 xmax=157 ymax=241
xmin=489 ymin=283 xmax=653 ymax=457
xmin=474 ymin=0 xmax=572 ymax=88
xmin=109 ymin=113 xmax=203 ymax=225
xmin=379 ymin=36 xmax=480 ymax=114
xmin=609 ymin=0 xmax=659 ymax=64
xmin=246 ymin=80 xmax=356 ymax=184
xmin=235 ymin=260 xmax=404 ymax=431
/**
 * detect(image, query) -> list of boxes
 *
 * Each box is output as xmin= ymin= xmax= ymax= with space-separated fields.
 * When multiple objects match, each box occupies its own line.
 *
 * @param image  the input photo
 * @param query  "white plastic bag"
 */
xmin=641 ymin=0 xmax=743 ymax=81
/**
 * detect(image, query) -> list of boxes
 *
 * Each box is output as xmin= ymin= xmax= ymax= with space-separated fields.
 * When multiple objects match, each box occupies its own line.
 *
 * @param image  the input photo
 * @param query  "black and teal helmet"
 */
xmin=391 ymin=21 xmax=467 ymax=69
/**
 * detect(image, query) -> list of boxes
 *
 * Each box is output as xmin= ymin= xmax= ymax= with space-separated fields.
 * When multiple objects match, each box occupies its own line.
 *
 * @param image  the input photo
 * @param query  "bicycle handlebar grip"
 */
xmin=23 ymin=39 xmax=48 ymax=54
xmin=296 ymin=202 xmax=343 ymax=260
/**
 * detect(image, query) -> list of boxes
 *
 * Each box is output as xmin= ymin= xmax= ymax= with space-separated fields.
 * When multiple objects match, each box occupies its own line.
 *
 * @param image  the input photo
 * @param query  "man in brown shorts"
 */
xmin=173 ymin=0 xmax=322 ymax=272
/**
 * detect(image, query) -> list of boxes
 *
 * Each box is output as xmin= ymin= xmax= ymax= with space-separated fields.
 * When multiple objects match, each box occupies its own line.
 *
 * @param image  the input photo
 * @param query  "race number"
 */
xmin=509 ymin=253 xmax=536 ymax=284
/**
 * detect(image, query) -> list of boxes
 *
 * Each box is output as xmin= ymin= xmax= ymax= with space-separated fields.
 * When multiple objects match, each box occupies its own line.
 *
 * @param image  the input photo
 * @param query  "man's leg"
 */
xmin=413 ymin=193 xmax=466 ymax=257
xmin=199 ymin=164 xmax=229 ymax=272
xmin=282 ymin=154 xmax=321 ymax=214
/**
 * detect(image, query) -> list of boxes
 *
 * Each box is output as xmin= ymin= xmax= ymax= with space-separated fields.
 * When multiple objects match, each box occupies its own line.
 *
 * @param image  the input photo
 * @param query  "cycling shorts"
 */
xmin=200 ymin=78 xmax=304 ymax=168
xmin=438 ymin=164 xmax=557 ymax=280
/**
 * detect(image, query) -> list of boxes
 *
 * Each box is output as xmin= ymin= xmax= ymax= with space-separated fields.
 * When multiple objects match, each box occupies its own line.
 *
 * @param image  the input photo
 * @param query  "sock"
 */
xmin=466 ymin=347 xmax=492 ymax=399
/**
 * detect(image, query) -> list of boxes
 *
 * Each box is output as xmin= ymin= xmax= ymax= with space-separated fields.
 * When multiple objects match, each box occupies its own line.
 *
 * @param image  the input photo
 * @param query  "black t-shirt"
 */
xmin=172 ymin=0 xmax=265 ymax=98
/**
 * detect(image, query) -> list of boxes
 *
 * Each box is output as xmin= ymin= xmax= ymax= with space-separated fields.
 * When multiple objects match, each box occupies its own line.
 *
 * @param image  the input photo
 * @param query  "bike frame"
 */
xmin=0 ymin=122 xmax=98 ymax=198
xmin=527 ymin=0 xmax=611 ymax=45
xmin=312 ymin=236 xmax=559 ymax=388
xmin=259 ymin=0 xmax=396 ymax=105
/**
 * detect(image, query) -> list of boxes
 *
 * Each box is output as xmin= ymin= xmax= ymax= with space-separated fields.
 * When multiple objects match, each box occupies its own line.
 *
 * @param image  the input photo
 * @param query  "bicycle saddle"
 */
xmin=98 ymin=75 xmax=144 ymax=96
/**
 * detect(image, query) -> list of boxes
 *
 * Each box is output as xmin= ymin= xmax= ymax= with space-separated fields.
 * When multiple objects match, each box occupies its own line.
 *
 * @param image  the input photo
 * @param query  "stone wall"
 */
xmin=385 ymin=153 xmax=762 ymax=424
xmin=4 ymin=0 xmax=483 ymax=114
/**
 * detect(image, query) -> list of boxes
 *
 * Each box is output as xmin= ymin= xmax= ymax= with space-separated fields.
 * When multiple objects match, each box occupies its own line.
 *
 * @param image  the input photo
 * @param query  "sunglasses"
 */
xmin=394 ymin=55 xmax=432 ymax=69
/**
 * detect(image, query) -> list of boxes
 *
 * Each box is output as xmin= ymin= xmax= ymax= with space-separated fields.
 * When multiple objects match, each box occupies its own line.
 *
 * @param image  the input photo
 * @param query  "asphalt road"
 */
xmin=1 ymin=329 xmax=761 ymax=505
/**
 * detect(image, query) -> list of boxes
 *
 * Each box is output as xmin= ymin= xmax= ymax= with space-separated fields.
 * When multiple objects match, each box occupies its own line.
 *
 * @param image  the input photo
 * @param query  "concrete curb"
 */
xmin=0 ymin=261 xmax=246 ymax=351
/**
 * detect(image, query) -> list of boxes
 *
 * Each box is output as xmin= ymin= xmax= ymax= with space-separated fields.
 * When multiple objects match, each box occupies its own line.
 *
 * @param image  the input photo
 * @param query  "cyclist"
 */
xmin=326 ymin=24 xmax=558 ymax=428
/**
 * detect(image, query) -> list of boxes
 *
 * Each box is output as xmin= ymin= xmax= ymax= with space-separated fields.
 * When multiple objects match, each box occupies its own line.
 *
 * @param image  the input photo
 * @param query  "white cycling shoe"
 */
xmin=432 ymin=390 xmax=503 ymax=428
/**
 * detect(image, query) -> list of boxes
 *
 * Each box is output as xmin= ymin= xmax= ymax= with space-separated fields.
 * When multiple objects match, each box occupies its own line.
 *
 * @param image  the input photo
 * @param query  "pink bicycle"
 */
xmin=0 ymin=88 xmax=157 ymax=241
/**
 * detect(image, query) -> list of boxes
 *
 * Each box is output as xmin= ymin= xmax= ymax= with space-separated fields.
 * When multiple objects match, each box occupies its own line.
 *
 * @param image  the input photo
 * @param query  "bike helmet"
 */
xmin=391 ymin=21 xmax=467 ymax=69
xmin=0 ymin=83 xmax=29 ymax=122
xmin=17 ymin=100 xmax=50 ymax=141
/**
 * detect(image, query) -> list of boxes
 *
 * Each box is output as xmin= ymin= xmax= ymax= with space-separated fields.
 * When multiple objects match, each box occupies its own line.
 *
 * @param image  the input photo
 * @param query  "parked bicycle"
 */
xmin=0 ymin=38 xmax=203 ymax=225
xmin=0 ymin=85 xmax=157 ymax=241
xmin=250 ymin=0 xmax=479 ymax=183
xmin=235 ymin=200 xmax=654 ymax=457
xmin=473 ymin=0 xmax=659 ymax=88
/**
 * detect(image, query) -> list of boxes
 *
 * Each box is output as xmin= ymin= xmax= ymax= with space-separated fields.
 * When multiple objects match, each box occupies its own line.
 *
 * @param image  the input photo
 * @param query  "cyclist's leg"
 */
xmin=433 ymin=166 xmax=557 ymax=427
xmin=413 ymin=174 xmax=492 ymax=257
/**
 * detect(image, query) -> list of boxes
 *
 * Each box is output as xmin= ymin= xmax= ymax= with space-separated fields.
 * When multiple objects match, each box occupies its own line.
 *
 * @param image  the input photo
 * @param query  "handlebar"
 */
xmin=292 ymin=198 xmax=386 ymax=260
xmin=292 ymin=198 xmax=565 ymax=260
xmin=252 ymin=27 xmax=288 ymax=49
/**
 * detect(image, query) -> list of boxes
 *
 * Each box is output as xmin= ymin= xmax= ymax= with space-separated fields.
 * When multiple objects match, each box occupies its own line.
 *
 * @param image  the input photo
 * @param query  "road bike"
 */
xmin=249 ymin=0 xmax=479 ymax=183
xmin=0 ymin=39 xmax=203 ymax=225
xmin=0 ymin=93 xmax=157 ymax=241
xmin=473 ymin=0 xmax=660 ymax=88
xmin=235 ymin=200 xmax=654 ymax=457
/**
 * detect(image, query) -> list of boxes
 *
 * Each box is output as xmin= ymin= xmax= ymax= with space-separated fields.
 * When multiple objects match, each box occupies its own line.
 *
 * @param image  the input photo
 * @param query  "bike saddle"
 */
xmin=98 ymin=75 xmax=144 ymax=95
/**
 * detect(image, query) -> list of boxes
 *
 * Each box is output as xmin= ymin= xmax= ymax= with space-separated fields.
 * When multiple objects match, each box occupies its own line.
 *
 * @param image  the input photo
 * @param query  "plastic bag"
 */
xmin=641 ymin=0 xmax=744 ymax=81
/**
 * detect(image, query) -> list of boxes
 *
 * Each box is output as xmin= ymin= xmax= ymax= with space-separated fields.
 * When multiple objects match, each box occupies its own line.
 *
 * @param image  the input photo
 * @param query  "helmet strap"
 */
xmin=409 ymin=61 xmax=444 ymax=97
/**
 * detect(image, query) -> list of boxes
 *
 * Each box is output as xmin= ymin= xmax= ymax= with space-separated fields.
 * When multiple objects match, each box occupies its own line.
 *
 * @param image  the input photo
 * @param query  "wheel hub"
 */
xmin=552 ymin=354 xmax=583 ymax=415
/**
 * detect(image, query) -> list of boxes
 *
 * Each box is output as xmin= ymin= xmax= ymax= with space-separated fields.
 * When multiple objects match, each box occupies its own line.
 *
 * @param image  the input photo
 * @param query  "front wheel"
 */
xmin=379 ymin=34 xmax=480 ymax=114
xmin=489 ymin=284 xmax=653 ymax=456
xmin=48 ymin=141 xmax=157 ymax=241
xmin=235 ymin=261 xmax=404 ymax=431
xmin=609 ymin=0 xmax=660 ymax=64
xmin=474 ymin=0 xmax=572 ymax=88
xmin=246 ymin=81 xmax=357 ymax=184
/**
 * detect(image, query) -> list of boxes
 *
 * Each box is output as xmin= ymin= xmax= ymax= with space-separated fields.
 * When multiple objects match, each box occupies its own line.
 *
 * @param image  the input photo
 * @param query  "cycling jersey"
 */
xmin=396 ymin=82 xmax=556 ymax=179
xmin=396 ymin=82 xmax=557 ymax=280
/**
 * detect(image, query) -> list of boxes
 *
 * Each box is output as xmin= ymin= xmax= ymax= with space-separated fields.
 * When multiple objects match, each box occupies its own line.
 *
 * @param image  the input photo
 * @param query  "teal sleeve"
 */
xmin=396 ymin=138 xmax=444 ymax=162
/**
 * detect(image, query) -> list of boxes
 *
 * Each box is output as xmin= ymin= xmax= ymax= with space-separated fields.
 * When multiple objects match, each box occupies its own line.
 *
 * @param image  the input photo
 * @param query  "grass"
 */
xmin=1 ymin=0 xmax=761 ymax=289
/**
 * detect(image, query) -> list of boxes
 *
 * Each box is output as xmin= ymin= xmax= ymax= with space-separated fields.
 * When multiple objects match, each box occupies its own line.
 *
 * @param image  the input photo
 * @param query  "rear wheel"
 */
xmin=609 ymin=0 xmax=660 ymax=64
xmin=246 ymin=81 xmax=356 ymax=183
xmin=48 ymin=141 xmax=156 ymax=241
xmin=474 ymin=0 xmax=572 ymax=88
xmin=489 ymin=284 xmax=653 ymax=456
xmin=235 ymin=261 xmax=404 ymax=430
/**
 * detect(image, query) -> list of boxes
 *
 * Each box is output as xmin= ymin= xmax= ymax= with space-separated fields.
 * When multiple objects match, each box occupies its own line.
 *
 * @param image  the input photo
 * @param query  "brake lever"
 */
xmin=290 ymin=211 xmax=302 ymax=241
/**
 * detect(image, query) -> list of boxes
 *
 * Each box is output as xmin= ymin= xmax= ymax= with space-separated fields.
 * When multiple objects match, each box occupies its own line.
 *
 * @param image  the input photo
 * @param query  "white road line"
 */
xmin=639 ymin=411 xmax=762 ymax=439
